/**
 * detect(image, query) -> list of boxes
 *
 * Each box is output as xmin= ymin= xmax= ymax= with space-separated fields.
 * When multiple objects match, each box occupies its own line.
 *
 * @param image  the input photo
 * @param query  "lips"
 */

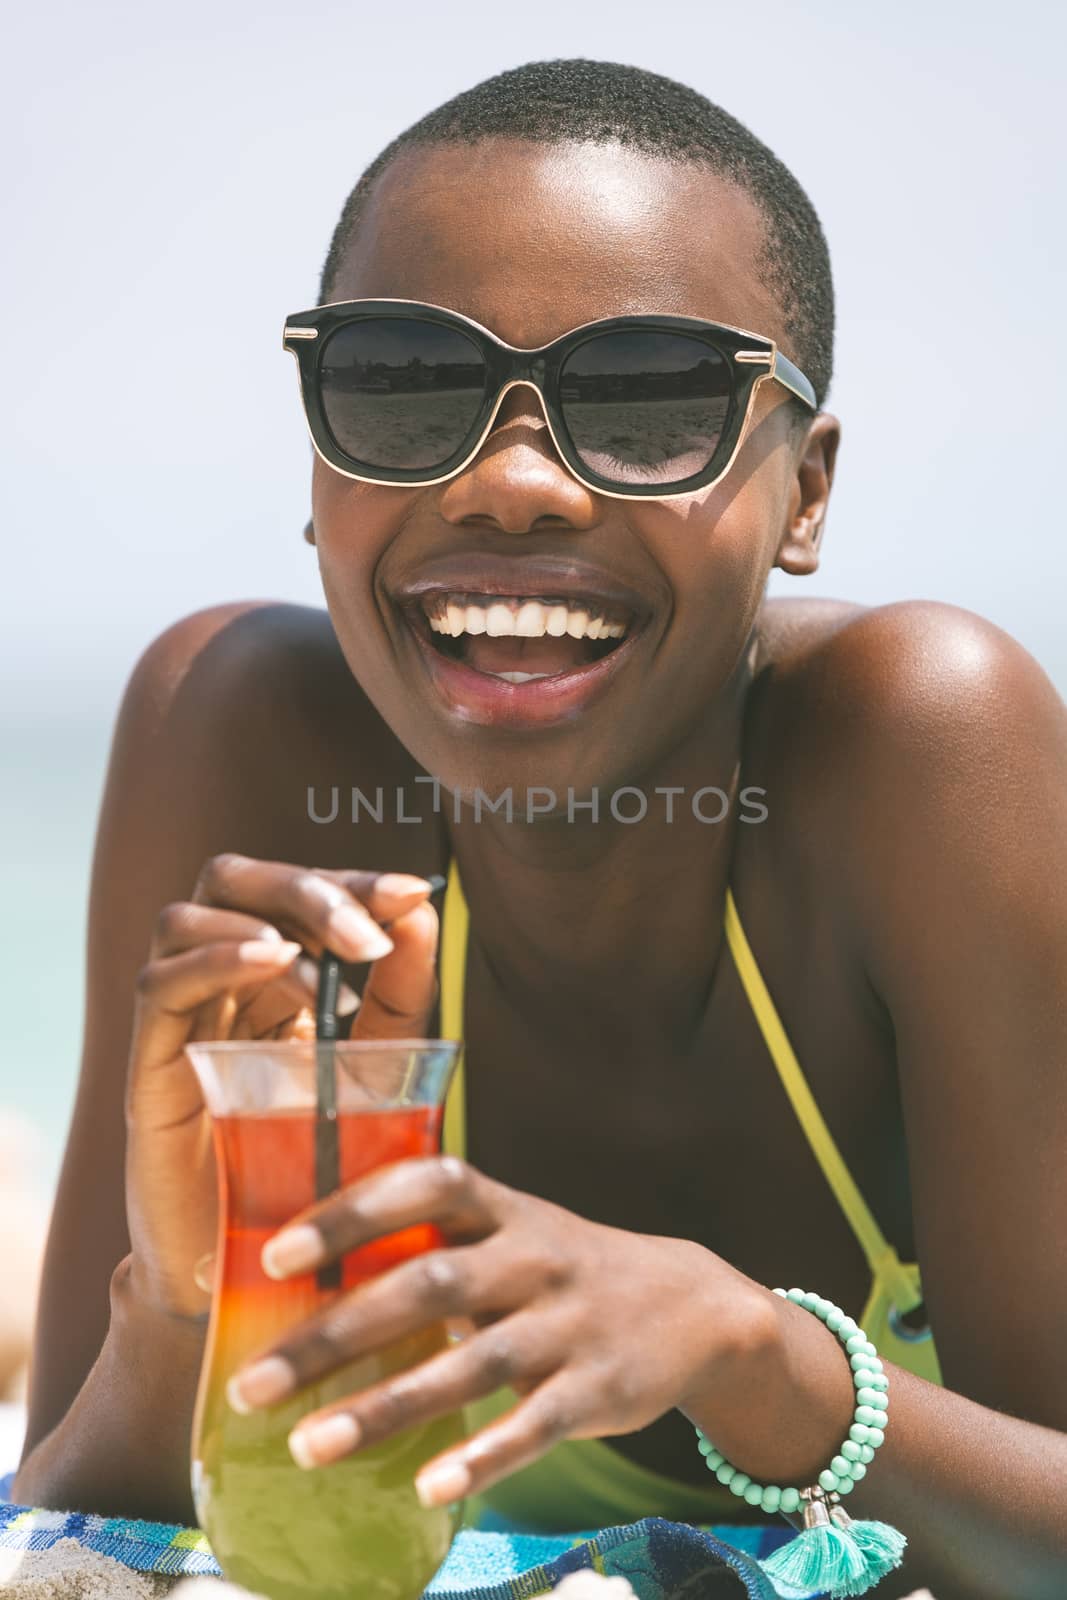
xmin=391 ymin=553 xmax=653 ymax=728
xmin=393 ymin=553 xmax=651 ymax=617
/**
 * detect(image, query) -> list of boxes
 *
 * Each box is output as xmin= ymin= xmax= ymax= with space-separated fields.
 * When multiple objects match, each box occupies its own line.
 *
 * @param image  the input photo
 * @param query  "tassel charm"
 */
xmin=828 ymin=1503 xmax=908 ymax=1592
xmin=759 ymin=1489 xmax=908 ymax=1599
xmin=760 ymin=1489 xmax=868 ymax=1598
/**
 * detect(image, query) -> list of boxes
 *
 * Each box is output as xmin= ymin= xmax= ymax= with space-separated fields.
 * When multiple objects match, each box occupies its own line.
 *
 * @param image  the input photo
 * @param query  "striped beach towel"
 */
xmin=0 ymin=1498 xmax=796 ymax=1596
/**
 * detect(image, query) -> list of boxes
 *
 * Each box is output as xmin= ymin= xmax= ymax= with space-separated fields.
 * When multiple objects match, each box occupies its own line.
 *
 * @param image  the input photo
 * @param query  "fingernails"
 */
xmin=374 ymin=873 xmax=435 ymax=898
xmin=327 ymin=905 xmax=394 ymax=961
xmin=415 ymin=1457 xmax=472 ymax=1507
xmin=261 ymin=1225 xmax=324 ymax=1279
xmin=192 ymin=1253 xmax=217 ymax=1294
xmin=289 ymin=1412 xmax=361 ymax=1469
xmin=226 ymin=1356 xmax=294 ymax=1413
xmin=238 ymin=939 xmax=303 ymax=964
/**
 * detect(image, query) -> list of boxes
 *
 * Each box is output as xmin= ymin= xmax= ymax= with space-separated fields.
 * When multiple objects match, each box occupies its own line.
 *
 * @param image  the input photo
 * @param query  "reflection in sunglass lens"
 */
xmin=559 ymin=332 xmax=733 ymax=484
xmin=319 ymin=319 xmax=487 ymax=471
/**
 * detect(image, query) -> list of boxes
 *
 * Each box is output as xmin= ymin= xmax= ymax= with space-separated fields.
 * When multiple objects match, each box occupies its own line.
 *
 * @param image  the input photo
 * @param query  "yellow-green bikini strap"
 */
xmin=440 ymin=857 xmax=469 ymax=1162
xmin=724 ymin=887 xmax=918 ymax=1310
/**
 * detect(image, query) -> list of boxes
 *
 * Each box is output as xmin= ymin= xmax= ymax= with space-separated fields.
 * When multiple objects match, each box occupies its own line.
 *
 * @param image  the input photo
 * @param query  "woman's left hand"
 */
xmin=224 ymin=1154 xmax=763 ymax=1507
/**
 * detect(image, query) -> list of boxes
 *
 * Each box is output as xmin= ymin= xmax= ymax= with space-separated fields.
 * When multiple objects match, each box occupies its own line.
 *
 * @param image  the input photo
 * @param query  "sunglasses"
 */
xmin=282 ymin=298 xmax=817 ymax=501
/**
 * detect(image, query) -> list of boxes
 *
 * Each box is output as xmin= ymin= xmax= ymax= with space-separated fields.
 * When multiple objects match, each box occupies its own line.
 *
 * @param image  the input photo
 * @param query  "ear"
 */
xmin=303 ymin=518 xmax=316 ymax=546
xmin=774 ymin=413 xmax=840 ymax=576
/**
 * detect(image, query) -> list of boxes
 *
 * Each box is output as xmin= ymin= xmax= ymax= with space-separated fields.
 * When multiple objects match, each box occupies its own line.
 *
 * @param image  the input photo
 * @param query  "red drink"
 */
xmin=191 ymin=1104 xmax=466 ymax=1600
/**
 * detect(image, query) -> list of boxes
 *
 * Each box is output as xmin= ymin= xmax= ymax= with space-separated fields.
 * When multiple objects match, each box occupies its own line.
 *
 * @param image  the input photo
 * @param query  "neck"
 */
xmin=443 ymin=639 xmax=755 ymax=1030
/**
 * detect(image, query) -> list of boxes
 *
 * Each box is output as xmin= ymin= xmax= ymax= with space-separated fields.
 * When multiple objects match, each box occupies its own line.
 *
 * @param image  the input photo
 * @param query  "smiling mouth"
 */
xmin=411 ymin=592 xmax=635 ymax=682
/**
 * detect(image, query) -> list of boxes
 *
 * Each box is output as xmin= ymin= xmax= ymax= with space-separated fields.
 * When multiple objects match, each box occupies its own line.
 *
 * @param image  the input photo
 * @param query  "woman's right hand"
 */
xmin=124 ymin=855 xmax=442 ymax=1319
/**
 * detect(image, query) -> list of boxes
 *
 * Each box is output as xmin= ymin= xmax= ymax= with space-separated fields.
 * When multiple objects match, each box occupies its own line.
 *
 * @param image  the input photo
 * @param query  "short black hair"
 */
xmin=318 ymin=59 xmax=834 ymax=405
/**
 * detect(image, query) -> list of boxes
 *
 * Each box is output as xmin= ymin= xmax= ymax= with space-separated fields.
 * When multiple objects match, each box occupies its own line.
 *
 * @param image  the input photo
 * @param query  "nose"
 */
xmin=436 ymin=380 xmax=600 ymax=535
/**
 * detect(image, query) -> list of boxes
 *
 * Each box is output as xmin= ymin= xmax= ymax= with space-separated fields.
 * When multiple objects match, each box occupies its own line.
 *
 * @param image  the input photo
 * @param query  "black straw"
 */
xmin=315 ymin=948 xmax=342 ymax=1291
xmin=313 ymin=877 xmax=447 ymax=1292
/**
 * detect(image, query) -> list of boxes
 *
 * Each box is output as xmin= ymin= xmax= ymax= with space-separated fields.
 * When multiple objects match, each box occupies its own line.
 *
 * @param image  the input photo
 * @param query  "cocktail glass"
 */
xmin=185 ymin=1038 xmax=465 ymax=1600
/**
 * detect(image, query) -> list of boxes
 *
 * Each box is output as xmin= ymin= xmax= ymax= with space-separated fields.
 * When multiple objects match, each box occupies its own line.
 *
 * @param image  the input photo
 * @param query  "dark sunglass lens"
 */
xmin=318 ymin=318 xmax=486 ymax=471
xmin=559 ymin=332 xmax=733 ymax=485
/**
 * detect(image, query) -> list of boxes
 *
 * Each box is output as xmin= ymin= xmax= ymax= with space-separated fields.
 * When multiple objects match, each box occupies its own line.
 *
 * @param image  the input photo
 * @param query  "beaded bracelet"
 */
xmin=694 ymin=1288 xmax=906 ymax=1599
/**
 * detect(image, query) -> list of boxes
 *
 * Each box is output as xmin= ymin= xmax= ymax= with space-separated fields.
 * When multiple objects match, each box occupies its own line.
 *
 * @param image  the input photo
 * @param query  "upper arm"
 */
xmin=24 ymin=600 xmax=286 ymax=1455
xmin=828 ymin=603 xmax=1067 ymax=1424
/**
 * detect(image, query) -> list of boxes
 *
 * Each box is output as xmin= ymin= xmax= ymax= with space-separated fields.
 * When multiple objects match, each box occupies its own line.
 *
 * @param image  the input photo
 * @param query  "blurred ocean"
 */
xmin=0 ymin=711 xmax=111 ymax=1197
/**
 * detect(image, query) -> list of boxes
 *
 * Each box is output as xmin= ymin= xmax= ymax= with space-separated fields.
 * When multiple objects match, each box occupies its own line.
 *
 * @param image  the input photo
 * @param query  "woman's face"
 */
xmin=311 ymin=138 xmax=827 ymax=807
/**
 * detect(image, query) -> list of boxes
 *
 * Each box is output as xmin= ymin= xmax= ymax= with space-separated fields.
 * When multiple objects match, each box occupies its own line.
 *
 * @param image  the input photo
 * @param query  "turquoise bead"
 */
xmin=850 ymin=1353 xmax=874 ymax=1373
xmin=866 ymin=1427 xmax=885 ymax=1447
xmin=849 ymin=1423 xmax=871 ymax=1444
xmin=831 ymin=1455 xmax=851 ymax=1478
xmin=851 ymin=1365 xmax=877 ymax=1385
xmin=716 ymin=1462 xmax=736 ymax=1485
xmin=845 ymin=1333 xmax=867 ymax=1355
xmin=860 ymin=1339 xmax=877 ymax=1357
xmin=859 ymin=1445 xmax=875 ymax=1464
xmin=706 ymin=1450 xmax=725 ymax=1470
xmin=697 ymin=1436 xmax=714 ymax=1455
xmin=826 ymin=1309 xmax=845 ymax=1332
xmin=818 ymin=1469 xmax=841 ymax=1493
xmin=835 ymin=1473 xmax=854 ymax=1494
xmin=744 ymin=1482 xmax=765 ymax=1507
xmin=856 ymin=1387 xmax=883 ymax=1406
xmin=847 ymin=1460 xmax=867 ymax=1482
xmin=802 ymin=1291 xmax=821 ymax=1312
xmin=813 ymin=1297 xmax=833 ymax=1320
xmin=863 ymin=1356 xmax=884 ymax=1373
xmin=867 ymin=1371 xmax=889 ymax=1391
xmin=729 ymin=1473 xmax=751 ymax=1497
xmin=761 ymin=1487 xmax=782 ymax=1513
xmin=779 ymin=1488 xmax=801 ymax=1513
xmin=855 ymin=1405 xmax=879 ymax=1426
xmin=787 ymin=1287 xmax=806 ymax=1303
xmin=772 ymin=1287 xmax=788 ymax=1298
xmin=841 ymin=1440 xmax=862 ymax=1462
xmin=838 ymin=1317 xmax=858 ymax=1338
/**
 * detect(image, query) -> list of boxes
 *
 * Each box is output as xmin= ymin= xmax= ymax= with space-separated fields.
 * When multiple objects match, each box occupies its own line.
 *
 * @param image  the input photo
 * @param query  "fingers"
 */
xmin=135 ymin=855 xmax=435 ymax=1063
xmin=133 ymin=937 xmax=304 ymax=1072
xmin=228 ymin=1228 xmax=541 ymax=1409
xmin=190 ymin=855 xmax=437 ymax=965
xmin=350 ymin=900 xmax=438 ymax=1041
xmin=413 ymin=1377 xmax=582 ymax=1507
xmin=260 ymin=1157 xmax=502 ymax=1280
xmin=280 ymin=1360 xmax=583 ymax=1509
xmin=284 ymin=1313 xmax=552 ymax=1473
xmin=150 ymin=902 xmax=288 ymax=959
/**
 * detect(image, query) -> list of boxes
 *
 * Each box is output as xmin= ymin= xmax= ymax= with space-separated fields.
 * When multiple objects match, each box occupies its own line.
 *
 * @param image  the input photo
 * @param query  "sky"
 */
xmin=2 ymin=0 xmax=1065 ymax=1181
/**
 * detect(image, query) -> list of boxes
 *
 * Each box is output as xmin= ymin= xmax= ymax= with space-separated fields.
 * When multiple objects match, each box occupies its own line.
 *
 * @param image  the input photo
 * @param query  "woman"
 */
xmin=15 ymin=59 xmax=1067 ymax=1600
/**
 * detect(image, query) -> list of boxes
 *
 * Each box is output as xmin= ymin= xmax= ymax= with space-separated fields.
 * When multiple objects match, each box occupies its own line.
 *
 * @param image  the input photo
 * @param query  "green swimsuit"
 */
xmin=439 ymin=861 xmax=940 ymax=1530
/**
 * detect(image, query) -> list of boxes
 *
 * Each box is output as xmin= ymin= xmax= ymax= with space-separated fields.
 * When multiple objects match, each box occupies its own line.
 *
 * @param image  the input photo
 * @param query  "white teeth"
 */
xmin=515 ymin=601 xmax=547 ymax=637
xmin=486 ymin=603 xmax=514 ymax=637
xmin=424 ymin=594 xmax=630 ymax=642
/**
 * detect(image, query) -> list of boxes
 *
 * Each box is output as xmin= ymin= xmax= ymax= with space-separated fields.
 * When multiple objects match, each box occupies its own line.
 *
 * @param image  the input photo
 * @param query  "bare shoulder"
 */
xmin=123 ymin=599 xmax=360 ymax=731
xmin=117 ymin=599 xmax=418 ymax=801
xmin=752 ymin=597 xmax=1067 ymax=972
xmin=757 ymin=594 xmax=1065 ymax=781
